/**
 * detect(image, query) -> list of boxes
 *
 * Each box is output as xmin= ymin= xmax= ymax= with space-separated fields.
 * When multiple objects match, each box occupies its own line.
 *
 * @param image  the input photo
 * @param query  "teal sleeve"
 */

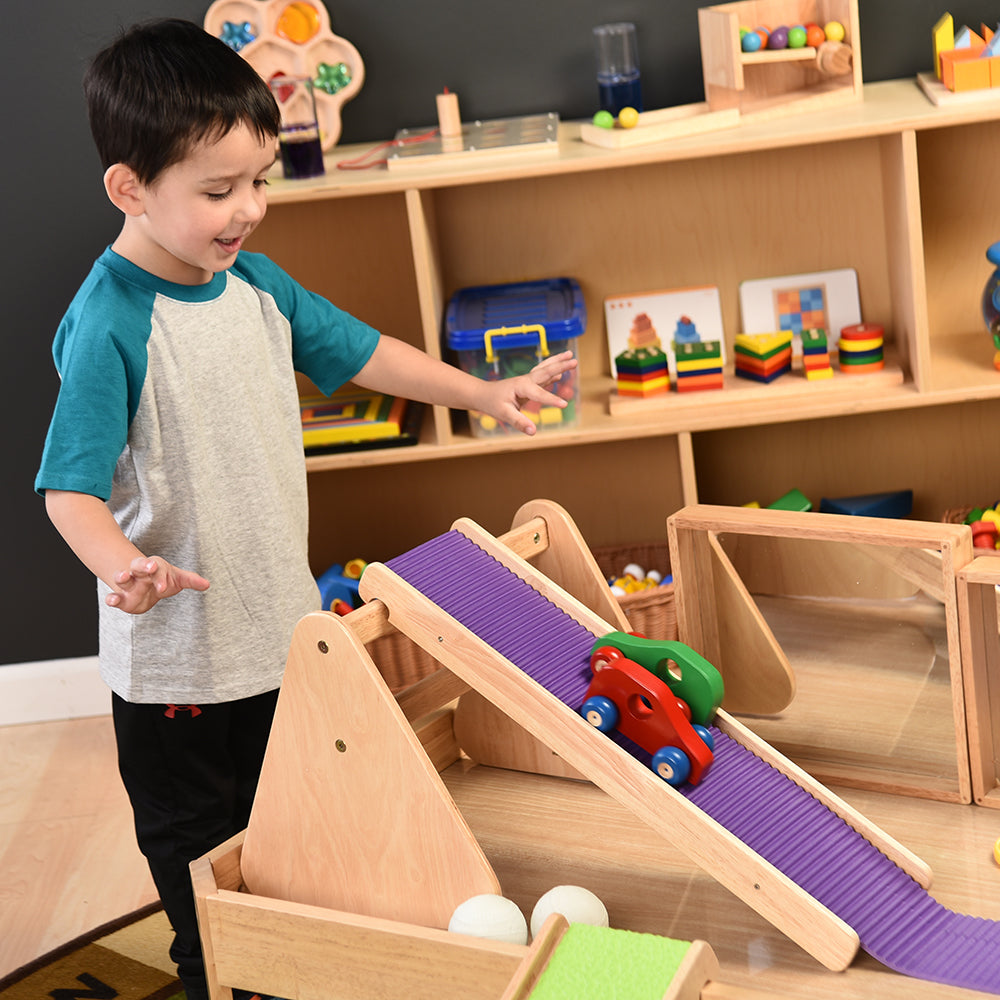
xmin=34 ymin=268 xmax=152 ymax=499
xmin=232 ymin=252 xmax=381 ymax=394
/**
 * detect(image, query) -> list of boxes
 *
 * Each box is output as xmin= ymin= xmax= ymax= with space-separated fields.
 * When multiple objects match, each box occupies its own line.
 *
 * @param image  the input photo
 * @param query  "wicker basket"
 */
xmin=942 ymin=505 xmax=999 ymax=552
xmin=592 ymin=541 xmax=677 ymax=641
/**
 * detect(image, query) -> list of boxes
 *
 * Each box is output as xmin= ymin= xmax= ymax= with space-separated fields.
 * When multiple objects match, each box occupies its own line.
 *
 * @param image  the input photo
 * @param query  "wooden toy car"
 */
xmin=580 ymin=653 xmax=715 ymax=786
xmin=589 ymin=632 xmax=724 ymax=726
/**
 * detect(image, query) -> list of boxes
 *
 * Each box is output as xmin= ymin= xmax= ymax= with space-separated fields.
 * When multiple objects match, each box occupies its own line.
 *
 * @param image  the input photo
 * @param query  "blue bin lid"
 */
xmin=445 ymin=277 xmax=586 ymax=351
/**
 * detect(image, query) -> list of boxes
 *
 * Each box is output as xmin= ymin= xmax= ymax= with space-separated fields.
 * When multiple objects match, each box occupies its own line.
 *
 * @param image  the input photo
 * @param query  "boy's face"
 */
xmin=116 ymin=124 xmax=276 ymax=285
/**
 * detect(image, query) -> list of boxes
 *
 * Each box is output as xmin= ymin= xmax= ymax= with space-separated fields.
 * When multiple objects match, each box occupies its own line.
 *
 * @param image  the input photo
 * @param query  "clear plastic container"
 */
xmin=593 ymin=22 xmax=643 ymax=115
xmin=444 ymin=277 xmax=586 ymax=437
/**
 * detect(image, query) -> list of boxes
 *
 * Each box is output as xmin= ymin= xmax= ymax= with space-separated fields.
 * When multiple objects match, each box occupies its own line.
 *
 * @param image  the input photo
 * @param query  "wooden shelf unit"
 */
xmin=251 ymin=78 xmax=1000 ymax=568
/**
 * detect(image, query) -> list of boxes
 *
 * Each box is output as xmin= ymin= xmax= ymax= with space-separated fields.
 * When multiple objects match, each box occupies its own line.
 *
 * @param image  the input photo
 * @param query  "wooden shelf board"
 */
xmin=264 ymin=81 xmax=1000 ymax=207
xmin=608 ymin=362 xmax=907 ymax=423
xmin=916 ymin=70 xmax=1000 ymax=109
xmin=302 ymin=356 xmax=1000 ymax=474
xmin=926 ymin=330 xmax=1000 ymax=393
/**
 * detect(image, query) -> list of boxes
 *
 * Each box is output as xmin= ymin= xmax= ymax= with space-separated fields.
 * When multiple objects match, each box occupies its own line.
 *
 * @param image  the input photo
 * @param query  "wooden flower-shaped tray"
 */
xmin=204 ymin=0 xmax=364 ymax=149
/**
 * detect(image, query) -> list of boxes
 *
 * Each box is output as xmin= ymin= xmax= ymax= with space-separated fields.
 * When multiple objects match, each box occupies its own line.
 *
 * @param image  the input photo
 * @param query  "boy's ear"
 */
xmin=104 ymin=163 xmax=146 ymax=216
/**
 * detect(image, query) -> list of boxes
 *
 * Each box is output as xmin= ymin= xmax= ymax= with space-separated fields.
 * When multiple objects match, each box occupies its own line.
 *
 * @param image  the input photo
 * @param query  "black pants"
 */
xmin=112 ymin=689 xmax=279 ymax=1000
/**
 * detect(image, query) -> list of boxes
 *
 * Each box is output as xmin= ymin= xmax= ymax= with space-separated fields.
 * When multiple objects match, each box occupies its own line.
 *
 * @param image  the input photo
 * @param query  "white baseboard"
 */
xmin=0 ymin=656 xmax=107 ymax=726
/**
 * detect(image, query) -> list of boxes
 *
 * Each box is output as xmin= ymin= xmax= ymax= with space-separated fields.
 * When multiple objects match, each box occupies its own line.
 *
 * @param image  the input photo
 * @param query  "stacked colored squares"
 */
xmin=734 ymin=331 xmax=792 ymax=382
xmin=674 ymin=339 xmax=723 ymax=392
xmin=615 ymin=346 xmax=669 ymax=397
xmin=775 ymin=286 xmax=826 ymax=335
xmin=801 ymin=327 xmax=834 ymax=380
xmin=838 ymin=322 xmax=884 ymax=373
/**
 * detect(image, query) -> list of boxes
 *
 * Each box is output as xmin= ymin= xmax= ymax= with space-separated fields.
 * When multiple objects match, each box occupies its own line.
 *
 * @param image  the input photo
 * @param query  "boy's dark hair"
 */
xmin=84 ymin=18 xmax=281 ymax=184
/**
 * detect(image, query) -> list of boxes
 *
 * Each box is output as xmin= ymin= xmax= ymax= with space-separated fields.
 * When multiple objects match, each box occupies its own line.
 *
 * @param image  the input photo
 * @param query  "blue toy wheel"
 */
xmin=692 ymin=724 xmax=715 ymax=752
xmin=581 ymin=695 xmax=618 ymax=732
xmin=651 ymin=746 xmax=691 ymax=785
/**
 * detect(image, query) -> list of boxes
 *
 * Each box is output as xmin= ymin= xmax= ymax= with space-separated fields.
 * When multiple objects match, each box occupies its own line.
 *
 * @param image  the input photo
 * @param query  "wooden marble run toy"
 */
xmin=194 ymin=499 xmax=1000 ymax=998
xmin=203 ymin=0 xmax=364 ymax=149
xmin=698 ymin=0 xmax=862 ymax=121
xmin=580 ymin=1 xmax=861 ymax=150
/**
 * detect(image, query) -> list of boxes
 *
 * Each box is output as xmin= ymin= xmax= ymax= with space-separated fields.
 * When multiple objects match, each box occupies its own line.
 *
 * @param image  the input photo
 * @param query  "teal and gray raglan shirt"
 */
xmin=35 ymin=248 xmax=380 ymax=704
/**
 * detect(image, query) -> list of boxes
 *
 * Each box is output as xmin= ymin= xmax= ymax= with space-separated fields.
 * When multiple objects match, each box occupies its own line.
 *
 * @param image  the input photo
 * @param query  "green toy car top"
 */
xmin=589 ymin=632 xmax=724 ymax=726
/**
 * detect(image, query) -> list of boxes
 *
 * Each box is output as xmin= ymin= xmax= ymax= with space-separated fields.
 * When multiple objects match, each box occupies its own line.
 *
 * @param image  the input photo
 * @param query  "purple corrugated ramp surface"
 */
xmin=386 ymin=531 xmax=1000 ymax=994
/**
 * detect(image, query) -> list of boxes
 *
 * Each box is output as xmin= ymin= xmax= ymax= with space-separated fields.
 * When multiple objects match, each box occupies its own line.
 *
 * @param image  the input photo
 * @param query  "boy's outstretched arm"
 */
xmin=352 ymin=335 xmax=578 ymax=436
xmin=44 ymin=490 xmax=210 ymax=614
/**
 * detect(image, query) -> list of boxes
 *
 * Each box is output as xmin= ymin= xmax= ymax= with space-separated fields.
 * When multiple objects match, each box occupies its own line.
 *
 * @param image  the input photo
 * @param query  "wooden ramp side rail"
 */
xmin=358 ymin=515 xmax=934 ymax=973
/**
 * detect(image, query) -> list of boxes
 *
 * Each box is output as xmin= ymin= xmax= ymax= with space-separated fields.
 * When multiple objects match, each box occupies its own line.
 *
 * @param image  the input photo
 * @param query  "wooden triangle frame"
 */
xmin=355 ymin=500 xmax=931 ymax=972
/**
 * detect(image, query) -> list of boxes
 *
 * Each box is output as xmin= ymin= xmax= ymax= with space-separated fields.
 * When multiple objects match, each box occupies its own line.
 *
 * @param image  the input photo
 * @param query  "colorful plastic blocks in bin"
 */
xmin=445 ymin=278 xmax=585 ymax=437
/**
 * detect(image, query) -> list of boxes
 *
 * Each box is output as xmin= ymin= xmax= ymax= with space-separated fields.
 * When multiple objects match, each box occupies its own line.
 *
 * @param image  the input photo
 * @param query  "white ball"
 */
xmin=622 ymin=562 xmax=645 ymax=581
xmin=448 ymin=894 xmax=529 ymax=945
xmin=530 ymin=885 xmax=609 ymax=938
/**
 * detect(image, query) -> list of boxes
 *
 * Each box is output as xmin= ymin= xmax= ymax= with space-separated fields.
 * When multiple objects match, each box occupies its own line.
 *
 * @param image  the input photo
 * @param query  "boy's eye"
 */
xmin=206 ymin=190 xmax=232 ymax=201
xmin=254 ymin=177 xmax=270 ymax=189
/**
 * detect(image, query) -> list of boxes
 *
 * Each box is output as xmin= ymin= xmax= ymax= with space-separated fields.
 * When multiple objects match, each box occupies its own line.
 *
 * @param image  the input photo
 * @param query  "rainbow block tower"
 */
xmin=801 ymin=328 xmax=834 ymax=381
xmin=614 ymin=312 xmax=669 ymax=397
xmin=838 ymin=322 xmax=884 ymax=374
xmin=674 ymin=339 xmax=724 ymax=392
xmin=734 ymin=330 xmax=792 ymax=382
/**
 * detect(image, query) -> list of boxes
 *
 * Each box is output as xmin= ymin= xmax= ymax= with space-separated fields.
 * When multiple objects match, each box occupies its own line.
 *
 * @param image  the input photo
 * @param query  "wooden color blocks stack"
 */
xmin=734 ymin=331 xmax=792 ymax=382
xmin=674 ymin=339 xmax=724 ymax=392
xmin=614 ymin=312 xmax=669 ymax=397
xmin=801 ymin=328 xmax=834 ymax=380
xmin=838 ymin=322 xmax=884 ymax=373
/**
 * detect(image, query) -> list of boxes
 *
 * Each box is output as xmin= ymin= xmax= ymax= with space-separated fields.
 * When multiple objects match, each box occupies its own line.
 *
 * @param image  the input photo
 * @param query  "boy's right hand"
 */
xmin=106 ymin=556 xmax=210 ymax=614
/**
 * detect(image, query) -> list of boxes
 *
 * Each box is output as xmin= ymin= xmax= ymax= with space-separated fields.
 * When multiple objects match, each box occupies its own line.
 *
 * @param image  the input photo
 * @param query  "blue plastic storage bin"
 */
xmin=444 ymin=277 xmax=586 ymax=437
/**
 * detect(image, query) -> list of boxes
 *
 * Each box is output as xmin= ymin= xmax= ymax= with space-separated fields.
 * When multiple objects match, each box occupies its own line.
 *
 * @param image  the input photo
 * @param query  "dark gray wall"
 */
xmin=1 ymin=1 xmax=978 ymax=664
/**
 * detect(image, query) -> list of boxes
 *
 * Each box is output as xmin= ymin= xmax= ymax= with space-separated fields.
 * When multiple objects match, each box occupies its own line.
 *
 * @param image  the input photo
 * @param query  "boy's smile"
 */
xmin=110 ymin=124 xmax=276 ymax=285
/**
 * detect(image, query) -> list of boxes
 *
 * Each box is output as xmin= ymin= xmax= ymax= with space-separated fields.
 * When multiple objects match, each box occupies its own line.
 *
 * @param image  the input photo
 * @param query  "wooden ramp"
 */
xmin=237 ymin=499 xmax=1000 ymax=994
xmin=357 ymin=508 xmax=935 ymax=973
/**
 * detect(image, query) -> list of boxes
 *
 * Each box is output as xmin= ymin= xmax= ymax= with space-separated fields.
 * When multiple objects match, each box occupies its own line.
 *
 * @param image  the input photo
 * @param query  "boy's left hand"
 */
xmin=481 ymin=350 xmax=578 ymax=436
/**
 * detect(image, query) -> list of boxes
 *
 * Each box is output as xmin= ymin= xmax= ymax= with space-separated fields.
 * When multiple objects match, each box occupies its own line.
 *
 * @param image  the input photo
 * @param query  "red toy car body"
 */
xmin=580 ymin=653 xmax=714 ymax=785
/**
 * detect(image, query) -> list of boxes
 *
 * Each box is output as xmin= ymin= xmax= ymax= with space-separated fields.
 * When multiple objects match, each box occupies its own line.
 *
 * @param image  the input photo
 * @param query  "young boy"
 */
xmin=35 ymin=18 xmax=575 ymax=999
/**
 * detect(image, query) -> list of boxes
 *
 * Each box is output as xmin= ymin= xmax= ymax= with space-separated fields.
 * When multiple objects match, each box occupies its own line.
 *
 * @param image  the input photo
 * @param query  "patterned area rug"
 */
xmin=0 ymin=902 xmax=182 ymax=1000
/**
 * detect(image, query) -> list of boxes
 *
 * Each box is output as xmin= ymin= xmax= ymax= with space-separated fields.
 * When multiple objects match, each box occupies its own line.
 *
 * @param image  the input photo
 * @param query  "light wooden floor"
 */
xmin=4 ymin=712 xmax=1000 ymax=997
xmin=0 ymin=715 xmax=158 ymax=978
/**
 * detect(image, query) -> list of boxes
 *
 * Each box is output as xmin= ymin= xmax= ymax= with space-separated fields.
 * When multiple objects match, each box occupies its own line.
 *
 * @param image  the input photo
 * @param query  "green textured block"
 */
xmin=674 ymin=339 xmax=722 ymax=362
xmin=615 ymin=348 xmax=668 ymax=374
xmin=530 ymin=923 xmax=691 ymax=1000
xmin=733 ymin=341 xmax=791 ymax=361
xmin=767 ymin=487 xmax=812 ymax=511
xmin=801 ymin=328 xmax=828 ymax=351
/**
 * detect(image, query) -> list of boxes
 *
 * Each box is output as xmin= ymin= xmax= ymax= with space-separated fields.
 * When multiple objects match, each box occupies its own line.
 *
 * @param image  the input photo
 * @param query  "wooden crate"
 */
xmin=956 ymin=556 xmax=1000 ymax=808
xmin=698 ymin=0 xmax=862 ymax=121
xmin=667 ymin=504 xmax=975 ymax=802
xmin=191 ymin=832 xmax=527 ymax=1000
